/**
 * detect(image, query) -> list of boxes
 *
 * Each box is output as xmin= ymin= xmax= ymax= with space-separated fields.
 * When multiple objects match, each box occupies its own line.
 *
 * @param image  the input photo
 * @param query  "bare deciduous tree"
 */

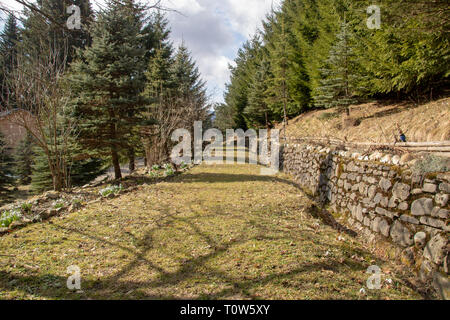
xmin=2 ymin=42 xmax=77 ymax=191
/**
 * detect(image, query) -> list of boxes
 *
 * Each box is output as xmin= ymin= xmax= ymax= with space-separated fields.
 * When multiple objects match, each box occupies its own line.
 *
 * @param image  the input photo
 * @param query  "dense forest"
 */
xmin=216 ymin=0 xmax=449 ymax=132
xmin=0 ymin=0 xmax=210 ymax=192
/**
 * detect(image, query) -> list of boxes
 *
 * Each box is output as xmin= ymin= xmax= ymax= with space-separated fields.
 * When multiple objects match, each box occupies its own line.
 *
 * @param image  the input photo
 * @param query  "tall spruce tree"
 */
xmin=245 ymin=59 xmax=272 ymax=129
xmin=142 ymin=11 xmax=173 ymax=61
xmin=0 ymin=13 xmax=19 ymax=72
xmin=14 ymin=133 xmax=35 ymax=185
xmin=264 ymin=6 xmax=310 ymax=125
xmin=31 ymin=144 xmax=53 ymax=192
xmin=0 ymin=132 xmax=15 ymax=191
xmin=143 ymin=46 xmax=174 ymax=164
xmin=68 ymin=0 xmax=148 ymax=179
xmin=0 ymin=13 xmax=20 ymax=105
xmin=21 ymin=0 xmax=93 ymax=65
xmin=224 ymin=38 xmax=261 ymax=130
xmin=314 ymin=21 xmax=363 ymax=115
xmin=172 ymin=43 xmax=209 ymax=126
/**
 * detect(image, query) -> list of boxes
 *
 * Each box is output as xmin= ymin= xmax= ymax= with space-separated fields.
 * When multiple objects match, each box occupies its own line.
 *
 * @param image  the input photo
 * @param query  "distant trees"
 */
xmin=213 ymin=103 xmax=235 ymax=133
xmin=0 ymin=132 xmax=14 ymax=192
xmin=223 ymin=0 xmax=449 ymax=129
xmin=0 ymin=13 xmax=20 ymax=106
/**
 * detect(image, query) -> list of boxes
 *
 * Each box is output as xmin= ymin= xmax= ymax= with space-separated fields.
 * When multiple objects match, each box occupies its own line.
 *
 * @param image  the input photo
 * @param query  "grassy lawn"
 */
xmin=0 ymin=164 xmax=423 ymax=300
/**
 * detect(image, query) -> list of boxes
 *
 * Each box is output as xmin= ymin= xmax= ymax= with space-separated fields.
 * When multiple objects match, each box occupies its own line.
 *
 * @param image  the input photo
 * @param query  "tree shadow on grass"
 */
xmin=0 ymin=169 xmax=430 ymax=300
xmin=0 ymin=202 xmax=387 ymax=300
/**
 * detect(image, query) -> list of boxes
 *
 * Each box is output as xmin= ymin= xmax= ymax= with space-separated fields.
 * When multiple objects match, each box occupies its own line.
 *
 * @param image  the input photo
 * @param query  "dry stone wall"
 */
xmin=282 ymin=143 xmax=449 ymax=290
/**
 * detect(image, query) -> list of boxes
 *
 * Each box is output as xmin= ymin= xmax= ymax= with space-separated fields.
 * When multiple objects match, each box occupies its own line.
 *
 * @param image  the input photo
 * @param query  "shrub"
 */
xmin=53 ymin=200 xmax=65 ymax=209
xmin=151 ymin=165 xmax=160 ymax=171
xmin=0 ymin=209 xmax=22 ymax=228
xmin=99 ymin=184 xmax=123 ymax=197
xmin=180 ymin=162 xmax=188 ymax=169
xmin=164 ymin=167 xmax=175 ymax=177
xmin=21 ymin=203 xmax=33 ymax=214
xmin=411 ymin=155 xmax=449 ymax=176
xmin=318 ymin=112 xmax=339 ymax=121
xmin=149 ymin=171 xmax=159 ymax=178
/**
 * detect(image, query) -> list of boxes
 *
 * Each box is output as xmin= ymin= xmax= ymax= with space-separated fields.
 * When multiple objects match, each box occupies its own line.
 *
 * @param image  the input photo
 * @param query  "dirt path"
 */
xmin=0 ymin=164 xmax=423 ymax=299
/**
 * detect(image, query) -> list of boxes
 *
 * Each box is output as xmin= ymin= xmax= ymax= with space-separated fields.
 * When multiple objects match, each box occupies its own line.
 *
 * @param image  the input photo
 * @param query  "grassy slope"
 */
xmin=0 ymin=164 xmax=423 ymax=300
xmin=281 ymin=97 xmax=449 ymax=143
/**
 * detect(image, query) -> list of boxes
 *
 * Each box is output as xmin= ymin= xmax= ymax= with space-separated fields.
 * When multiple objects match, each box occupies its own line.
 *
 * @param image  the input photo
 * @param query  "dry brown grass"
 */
xmin=281 ymin=97 xmax=450 ymax=143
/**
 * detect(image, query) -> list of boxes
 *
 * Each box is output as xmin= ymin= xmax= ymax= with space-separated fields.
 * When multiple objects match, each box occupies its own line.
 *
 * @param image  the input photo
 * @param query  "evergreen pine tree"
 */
xmin=0 ymin=13 xmax=20 ymax=105
xmin=245 ymin=59 xmax=272 ymax=129
xmin=0 ymin=132 xmax=15 ymax=191
xmin=68 ymin=0 xmax=148 ymax=179
xmin=213 ymin=103 xmax=235 ymax=133
xmin=14 ymin=133 xmax=35 ymax=185
xmin=30 ymin=138 xmax=106 ymax=191
xmin=224 ymin=37 xmax=261 ymax=130
xmin=172 ymin=43 xmax=209 ymax=125
xmin=314 ymin=21 xmax=363 ymax=115
xmin=69 ymin=158 xmax=107 ymax=186
xmin=264 ymin=7 xmax=310 ymax=126
xmin=142 ymin=11 xmax=173 ymax=61
xmin=31 ymin=144 xmax=53 ymax=192
xmin=0 ymin=13 xmax=19 ymax=72
xmin=21 ymin=0 xmax=93 ymax=65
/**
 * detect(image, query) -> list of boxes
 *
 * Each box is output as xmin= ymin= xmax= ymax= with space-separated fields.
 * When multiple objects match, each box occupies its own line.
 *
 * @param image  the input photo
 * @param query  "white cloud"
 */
xmin=197 ymin=54 xmax=234 ymax=102
xmin=166 ymin=0 xmax=280 ymax=103
xmin=225 ymin=0 xmax=281 ymax=37
xmin=165 ymin=0 xmax=205 ymax=15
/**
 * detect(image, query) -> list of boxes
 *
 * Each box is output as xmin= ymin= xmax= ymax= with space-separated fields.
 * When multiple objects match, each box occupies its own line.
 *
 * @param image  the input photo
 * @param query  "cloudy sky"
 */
xmin=164 ymin=0 xmax=282 ymax=103
xmin=1 ymin=0 xmax=282 ymax=103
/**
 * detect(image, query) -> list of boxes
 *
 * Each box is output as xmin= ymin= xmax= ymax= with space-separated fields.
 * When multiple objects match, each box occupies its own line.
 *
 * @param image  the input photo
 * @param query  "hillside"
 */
xmin=280 ymin=98 xmax=449 ymax=144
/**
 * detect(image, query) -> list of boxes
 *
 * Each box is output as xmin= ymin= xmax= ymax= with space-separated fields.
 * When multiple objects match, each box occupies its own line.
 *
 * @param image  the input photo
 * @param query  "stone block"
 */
xmin=400 ymin=214 xmax=419 ymax=225
xmin=379 ymin=178 xmax=392 ymax=192
xmin=423 ymin=234 xmax=448 ymax=265
xmin=439 ymin=182 xmax=450 ymax=193
xmin=435 ymin=193 xmax=449 ymax=207
xmin=411 ymin=198 xmax=433 ymax=216
xmin=420 ymin=216 xmax=445 ymax=229
xmin=392 ymin=182 xmax=411 ymax=201
xmin=423 ymin=183 xmax=437 ymax=193
xmin=390 ymin=220 xmax=413 ymax=247
xmin=414 ymin=232 xmax=427 ymax=248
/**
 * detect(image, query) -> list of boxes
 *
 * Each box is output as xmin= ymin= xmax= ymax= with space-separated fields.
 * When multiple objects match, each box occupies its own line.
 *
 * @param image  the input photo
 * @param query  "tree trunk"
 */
xmin=53 ymin=175 xmax=62 ymax=192
xmin=128 ymin=147 xmax=135 ymax=172
xmin=111 ymin=147 xmax=122 ymax=180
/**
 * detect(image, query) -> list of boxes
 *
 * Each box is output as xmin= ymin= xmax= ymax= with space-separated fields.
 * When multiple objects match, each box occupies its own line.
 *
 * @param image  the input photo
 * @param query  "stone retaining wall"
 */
xmin=282 ymin=143 xmax=449 ymax=295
